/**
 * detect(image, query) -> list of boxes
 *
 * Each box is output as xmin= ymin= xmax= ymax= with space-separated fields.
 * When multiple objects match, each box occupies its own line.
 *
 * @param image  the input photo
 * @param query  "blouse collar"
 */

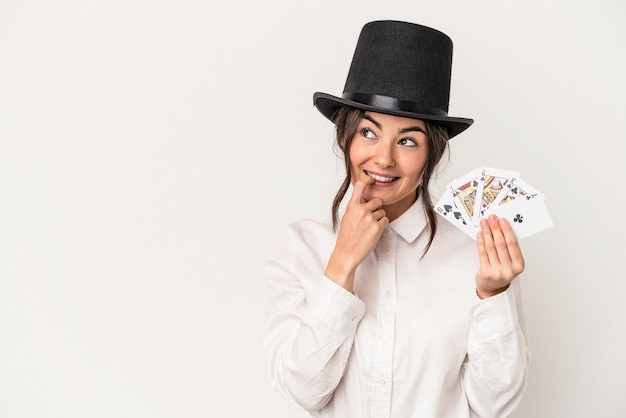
xmin=388 ymin=194 xmax=428 ymax=244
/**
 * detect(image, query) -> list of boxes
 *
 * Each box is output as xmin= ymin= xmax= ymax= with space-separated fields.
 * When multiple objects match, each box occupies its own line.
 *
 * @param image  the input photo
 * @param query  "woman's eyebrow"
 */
xmin=363 ymin=114 xmax=426 ymax=134
xmin=363 ymin=114 xmax=382 ymax=130
xmin=399 ymin=125 xmax=426 ymax=134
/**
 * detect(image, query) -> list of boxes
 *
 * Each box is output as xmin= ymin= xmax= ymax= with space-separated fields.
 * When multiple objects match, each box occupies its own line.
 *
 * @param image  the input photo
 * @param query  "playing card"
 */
xmin=435 ymin=167 xmax=553 ymax=240
xmin=434 ymin=183 xmax=477 ymax=239
xmin=488 ymin=196 xmax=553 ymax=239
xmin=486 ymin=176 xmax=545 ymax=213
xmin=475 ymin=167 xmax=519 ymax=221
xmin=449 ymin=168 xmax=483 ymax=228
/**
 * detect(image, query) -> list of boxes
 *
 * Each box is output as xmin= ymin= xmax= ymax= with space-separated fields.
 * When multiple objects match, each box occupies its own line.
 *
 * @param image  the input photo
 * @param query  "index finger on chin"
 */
xmin=350 ymin=175 xmax=373 ymax=205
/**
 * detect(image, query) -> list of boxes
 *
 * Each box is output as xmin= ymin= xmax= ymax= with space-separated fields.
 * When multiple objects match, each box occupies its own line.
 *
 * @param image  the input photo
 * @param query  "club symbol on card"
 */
xmin=514 ymin=214 xmax=523 ymax=223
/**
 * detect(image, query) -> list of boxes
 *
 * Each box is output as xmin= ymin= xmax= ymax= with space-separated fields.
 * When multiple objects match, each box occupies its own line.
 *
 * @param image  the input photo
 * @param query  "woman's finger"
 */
xmin=499 ymin=218 xmax=525 ymax=272
xmin=476 ymin=230 xmax=491 ymax=269
xmin=488 ymin=215 xmax=513 ymax=265
xmin=349 ymin=176 xmax=373 ymax=205
xmin=479 ymin=217 xmax=499 ymax=265
xmin=372 ymin=208 xmax=387 ymax=221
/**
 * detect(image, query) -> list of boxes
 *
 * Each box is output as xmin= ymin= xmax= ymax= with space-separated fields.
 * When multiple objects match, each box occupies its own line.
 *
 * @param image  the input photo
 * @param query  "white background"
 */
xmin=1 ymin=0 xmax=624 ymax=417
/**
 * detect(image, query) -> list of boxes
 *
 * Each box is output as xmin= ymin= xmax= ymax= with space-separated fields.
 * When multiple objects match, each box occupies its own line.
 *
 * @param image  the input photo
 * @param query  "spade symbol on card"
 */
xmin=453 ymin=211 xmax=467 ymax=224
xmin=442 ymin=204 xmax=467 ymax=224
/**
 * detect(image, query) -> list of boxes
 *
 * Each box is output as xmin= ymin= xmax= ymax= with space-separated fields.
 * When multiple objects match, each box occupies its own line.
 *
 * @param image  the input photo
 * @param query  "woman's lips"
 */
xmin=366 ymin=170 xmax=399 ymax=186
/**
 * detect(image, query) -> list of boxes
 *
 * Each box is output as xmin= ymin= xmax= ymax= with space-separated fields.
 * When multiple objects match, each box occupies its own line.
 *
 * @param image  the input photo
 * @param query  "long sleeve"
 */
xmin=463 ymin=277 xmax=531 ymax=418
xmin=263 ymin=224 xmax=365 ymax=411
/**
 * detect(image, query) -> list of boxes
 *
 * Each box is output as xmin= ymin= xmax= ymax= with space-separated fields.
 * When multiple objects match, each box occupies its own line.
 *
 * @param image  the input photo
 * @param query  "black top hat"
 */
xmin=314 ymin=20 xmax=473 ymax=139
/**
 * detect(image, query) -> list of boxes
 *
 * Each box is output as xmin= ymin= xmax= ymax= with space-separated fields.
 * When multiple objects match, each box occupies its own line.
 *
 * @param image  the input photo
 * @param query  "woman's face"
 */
xmin=349 ymin=111 xmax=429 ymax=222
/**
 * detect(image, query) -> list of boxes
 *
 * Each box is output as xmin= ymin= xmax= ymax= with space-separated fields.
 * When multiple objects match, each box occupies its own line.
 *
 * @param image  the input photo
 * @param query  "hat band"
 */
xmin=342 ymin=92 xmax=447 ymax=117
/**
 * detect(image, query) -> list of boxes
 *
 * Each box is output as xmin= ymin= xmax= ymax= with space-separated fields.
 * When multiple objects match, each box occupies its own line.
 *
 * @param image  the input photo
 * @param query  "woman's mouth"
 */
xmin=366 ymin=171 xmax=399 ymax=186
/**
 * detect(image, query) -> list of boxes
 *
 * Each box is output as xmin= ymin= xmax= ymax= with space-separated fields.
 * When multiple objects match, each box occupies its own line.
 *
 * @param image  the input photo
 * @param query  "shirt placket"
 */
xmin=370 ymin=229 xmax=397 ymax=418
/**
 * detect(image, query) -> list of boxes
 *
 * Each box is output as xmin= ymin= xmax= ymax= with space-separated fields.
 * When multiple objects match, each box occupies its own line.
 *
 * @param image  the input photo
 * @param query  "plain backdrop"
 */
xmin=1 ymin=0 xmax=625 ymax=417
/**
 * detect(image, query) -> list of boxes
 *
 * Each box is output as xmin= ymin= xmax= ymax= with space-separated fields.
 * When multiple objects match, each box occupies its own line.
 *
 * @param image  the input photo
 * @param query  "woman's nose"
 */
xmin=374 ymin=142 xmax=395 ymax=168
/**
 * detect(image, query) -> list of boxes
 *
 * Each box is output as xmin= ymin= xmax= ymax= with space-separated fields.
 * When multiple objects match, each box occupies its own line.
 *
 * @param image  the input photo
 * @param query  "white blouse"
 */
xmin=263 ymin=197 xmax=530 ymax=418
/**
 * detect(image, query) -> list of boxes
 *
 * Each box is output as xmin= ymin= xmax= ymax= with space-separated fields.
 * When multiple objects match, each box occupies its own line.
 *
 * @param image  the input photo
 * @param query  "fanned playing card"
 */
xmin=488 ymin=196 xmax=553 ymax=239
xmin=435 ymin=167 xmax=553 ymax=240
xmin=449 ymin=168 xmax=483 ymax=228
xmin=434 ymin=184 xmax=476 ymax=239
xmin=475 ymin=167 xmax=519 ymax=222
xmin=487 ymin=176 xmax=544 ymax=211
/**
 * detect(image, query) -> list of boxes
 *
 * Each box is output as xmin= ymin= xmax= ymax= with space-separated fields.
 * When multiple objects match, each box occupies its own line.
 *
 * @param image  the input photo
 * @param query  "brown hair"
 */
xmin=331 ymin=106 xmax=449 ymax=256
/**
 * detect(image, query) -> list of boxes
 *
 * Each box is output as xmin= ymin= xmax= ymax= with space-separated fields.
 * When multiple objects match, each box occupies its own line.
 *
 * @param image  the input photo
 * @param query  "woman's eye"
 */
xmin=399 ymin=137 xmax=417 ymax=147
xmin=361 ymin=128 xmax=377 ymax=139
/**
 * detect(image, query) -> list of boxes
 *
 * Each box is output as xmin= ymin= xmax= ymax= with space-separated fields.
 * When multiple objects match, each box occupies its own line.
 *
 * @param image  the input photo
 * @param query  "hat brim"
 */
xmin=313 ymin=92 xmax=473 ymax=139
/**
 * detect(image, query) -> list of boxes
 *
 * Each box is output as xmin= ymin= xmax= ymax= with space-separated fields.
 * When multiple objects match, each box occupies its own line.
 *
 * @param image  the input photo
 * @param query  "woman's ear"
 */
xmin=338 ymin=137 xmax=347 ymax=152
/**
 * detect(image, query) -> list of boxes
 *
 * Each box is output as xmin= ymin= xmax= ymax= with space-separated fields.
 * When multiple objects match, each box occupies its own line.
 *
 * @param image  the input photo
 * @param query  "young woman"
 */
xmin=264 ymin=21 xmax=530 ymax=418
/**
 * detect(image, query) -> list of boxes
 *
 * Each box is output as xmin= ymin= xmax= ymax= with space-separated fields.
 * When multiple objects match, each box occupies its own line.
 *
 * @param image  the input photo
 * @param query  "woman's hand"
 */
xmin=475 ymin=215 xmax=525 ymax=299
xmin=325 ymin=177 xmax=389 ymax=292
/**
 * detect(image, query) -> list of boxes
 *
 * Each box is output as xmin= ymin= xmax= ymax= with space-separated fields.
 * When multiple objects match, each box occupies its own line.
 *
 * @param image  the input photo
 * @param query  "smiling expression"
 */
xmin=348 ymin=112 xmax=429 ymax=222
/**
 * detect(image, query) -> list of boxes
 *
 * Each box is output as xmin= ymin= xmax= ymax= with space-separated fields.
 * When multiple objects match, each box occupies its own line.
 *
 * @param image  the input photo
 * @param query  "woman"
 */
xmin=264 ymin=21 xmax=530 ymax=418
